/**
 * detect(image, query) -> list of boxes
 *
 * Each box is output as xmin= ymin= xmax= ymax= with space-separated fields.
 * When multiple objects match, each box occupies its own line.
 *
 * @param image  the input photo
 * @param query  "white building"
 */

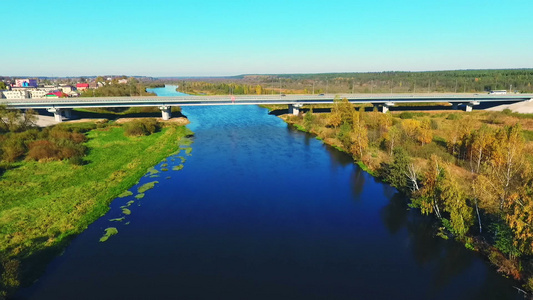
xmin=2 ymin=90 xmax=29 ymax=99
xmin=29 ymin=90 xmax=48 ymax=98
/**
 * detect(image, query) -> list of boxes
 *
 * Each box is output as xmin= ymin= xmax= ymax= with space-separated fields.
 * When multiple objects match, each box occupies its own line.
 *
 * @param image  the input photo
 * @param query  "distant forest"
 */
xmin=170 ymin=69 xmax=533 ymax=95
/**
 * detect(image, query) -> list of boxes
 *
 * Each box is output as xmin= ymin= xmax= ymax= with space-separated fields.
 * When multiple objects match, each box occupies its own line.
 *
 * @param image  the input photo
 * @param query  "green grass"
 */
xmin=0 ymin=124 xmax=192 ymax=260
xmin=523 ymin=130 xmax=533 ymax=142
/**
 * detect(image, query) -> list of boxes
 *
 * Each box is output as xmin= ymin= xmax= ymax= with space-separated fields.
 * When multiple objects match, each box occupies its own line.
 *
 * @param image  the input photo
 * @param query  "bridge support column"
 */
xmin=465 ymin=101 xmax=480 ymax=112
xmin=288 ymin=104 xmax=303 ymax=115
xmin=381 ymin=102 xmax=395 ymax=113
xmin=47 ymin=108 xmax=63 ymax=122
xmin=159 ymin=106 xmax=171 ymax=120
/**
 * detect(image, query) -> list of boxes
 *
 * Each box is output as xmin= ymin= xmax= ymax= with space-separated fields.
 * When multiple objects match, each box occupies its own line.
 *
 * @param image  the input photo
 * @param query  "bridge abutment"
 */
xmin=159 ymin=106 xmax=172 ymax=120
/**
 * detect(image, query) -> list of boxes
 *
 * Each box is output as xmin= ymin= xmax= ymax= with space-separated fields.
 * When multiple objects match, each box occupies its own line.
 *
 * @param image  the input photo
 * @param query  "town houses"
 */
xmin=0 ymin=76 xmax=130 ymax=99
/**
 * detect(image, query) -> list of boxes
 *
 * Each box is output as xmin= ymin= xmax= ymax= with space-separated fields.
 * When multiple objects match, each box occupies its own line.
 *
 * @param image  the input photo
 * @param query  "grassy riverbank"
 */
xmin=0 ymin=122 xmax=192 ymax=297
xmin=277 ymin=102 xmax=533 ymax=293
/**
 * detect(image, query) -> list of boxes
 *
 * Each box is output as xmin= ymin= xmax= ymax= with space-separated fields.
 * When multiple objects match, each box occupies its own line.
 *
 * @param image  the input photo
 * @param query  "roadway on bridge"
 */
xmin=3 ymin=93 xmax=533 ymax=110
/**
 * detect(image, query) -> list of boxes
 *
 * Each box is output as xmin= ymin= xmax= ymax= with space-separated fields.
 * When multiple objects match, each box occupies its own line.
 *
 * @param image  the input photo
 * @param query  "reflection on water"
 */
xmin=17 ymin=87 xmax=521 ymax=300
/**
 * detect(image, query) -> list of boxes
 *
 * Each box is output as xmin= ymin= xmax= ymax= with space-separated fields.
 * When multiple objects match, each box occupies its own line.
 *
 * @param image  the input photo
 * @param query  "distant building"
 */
xmin=29 ymin=89 xmax=48 ymax=98
xmin=118 ymin=79 xmax=128 ymax=84
xmin=2 ymin=90 xmax=29 ymax=99
xmin=76 ymin=83 xmax=89 ymax=91
xmin=14 ymin=78 xmax=38 ymax=88
xmin=45 ymin=91 xmax=68 ymax=98
xmin=58 ymin=85 xmax=75 ymax=94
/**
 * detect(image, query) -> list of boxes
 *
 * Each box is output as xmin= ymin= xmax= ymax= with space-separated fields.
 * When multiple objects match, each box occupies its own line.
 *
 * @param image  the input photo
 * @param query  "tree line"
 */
xmin=177 ymin=81 xmax=276 ymax=95
xmin=171 ymin=69 xmax=533 ymax=95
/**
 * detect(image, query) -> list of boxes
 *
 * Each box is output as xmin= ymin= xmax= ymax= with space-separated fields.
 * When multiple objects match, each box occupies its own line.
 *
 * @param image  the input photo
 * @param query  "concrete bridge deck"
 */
xmin=2 ymin=93 xmax=532 ymax=122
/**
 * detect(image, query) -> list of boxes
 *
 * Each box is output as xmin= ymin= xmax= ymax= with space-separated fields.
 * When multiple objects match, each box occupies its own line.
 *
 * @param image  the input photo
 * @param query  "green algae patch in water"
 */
xmin=178 ymin=156 xmax=186 ymax=163
xmin=109 ymin=217 xmax=125 ymax=222
xmin=99 ymin=227 xmax=118 ymax=242
xmin=161 ymin=168 xmax=168 ymax=171
xmin=120 ymin=200 xmax=135 ymax=209
xmin=138 ymin=181 xmax=159 ymax=193
xmin=161 ymin=163 xmax=168 ymax=167
xmin=135 ymin=193 xmax=145 ymax=199
xmin=166 ymin=176 xmax=171 ymax=180
xmin=173 ymin=165 xmax=184 ymax=171
xmin=146 ymin=167 xmax=159 ymax=176
xmin=118 ymin=190 xmax=133 ymax=198
xmin=122 ymin=208 xmax=131 ymax=215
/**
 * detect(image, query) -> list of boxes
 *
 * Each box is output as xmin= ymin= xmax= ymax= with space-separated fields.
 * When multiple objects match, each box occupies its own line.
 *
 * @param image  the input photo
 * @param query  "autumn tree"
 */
xmin=384 ymin=147 xmax=411 ymax=192
xmin=506 ymin=190 xmax=533 ymax=255
xmin=484 ymin=124 xmax=527 ymax=211
xmin=384 ymin=124 xmax=402 ymax=155
xmin=350 ymin=109 xmax=368 ymax=158
xmin=466 ymin=125 xmax=495 ymax=173
xmin=440 ymin=169 xmax=473 ymax=237
xmin=415 ymin=155 xmax=445 ymax=218
xmin=328 ymin=99 xmax=342 ymax=130
xmin=416 ymin=119 xmax=433 ymax=146
xmin=338 ymin=97 xmax=354 ymax=126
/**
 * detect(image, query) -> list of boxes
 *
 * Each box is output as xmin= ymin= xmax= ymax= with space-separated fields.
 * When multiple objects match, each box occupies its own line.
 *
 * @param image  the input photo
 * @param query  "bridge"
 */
xmin=2 ymin=93 xmax=532 ymax=122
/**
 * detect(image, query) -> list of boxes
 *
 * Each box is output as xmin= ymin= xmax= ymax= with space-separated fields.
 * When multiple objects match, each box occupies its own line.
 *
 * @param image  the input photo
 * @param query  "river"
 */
xmin=17 ymin=86 xmax=521 ymax=299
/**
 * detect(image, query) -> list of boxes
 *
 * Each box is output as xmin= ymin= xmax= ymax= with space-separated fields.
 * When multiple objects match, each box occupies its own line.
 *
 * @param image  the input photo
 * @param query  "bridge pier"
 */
xmin=288 ymin=103 xmax=303 ymax=115
xmin=452 ymin=103 xmax=459 ymax=110
xmin=47 ymin=108 xmax=63 ymax=122
xmin=381 ymin=102 xmax=395 ymax=113
xmin=159 ymin=106 xmax=171 ymax=120
xmin=465 ymin=101 xmax=480 ymax=112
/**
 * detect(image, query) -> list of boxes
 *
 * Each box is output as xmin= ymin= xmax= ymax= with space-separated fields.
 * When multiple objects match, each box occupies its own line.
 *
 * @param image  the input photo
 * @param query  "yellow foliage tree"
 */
xmin=350 ymin=110 xmax=368 ymax=159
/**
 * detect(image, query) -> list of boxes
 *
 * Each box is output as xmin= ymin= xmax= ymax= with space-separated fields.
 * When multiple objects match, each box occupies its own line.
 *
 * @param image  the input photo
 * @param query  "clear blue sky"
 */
xmin=3 ymin=0 xmax=533 ymax=76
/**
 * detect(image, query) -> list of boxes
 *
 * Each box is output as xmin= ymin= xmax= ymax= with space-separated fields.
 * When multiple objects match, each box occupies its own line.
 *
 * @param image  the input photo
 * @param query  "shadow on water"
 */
xmin=379 ymin=189 xmax=523 ymax=300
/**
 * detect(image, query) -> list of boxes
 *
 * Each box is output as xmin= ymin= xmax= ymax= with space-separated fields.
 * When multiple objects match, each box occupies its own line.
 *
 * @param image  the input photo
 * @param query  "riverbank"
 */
xmin=277 ymin=105 xmax=533 ymax=293
xmin=0 ymin=121 xmax=193 ymax=298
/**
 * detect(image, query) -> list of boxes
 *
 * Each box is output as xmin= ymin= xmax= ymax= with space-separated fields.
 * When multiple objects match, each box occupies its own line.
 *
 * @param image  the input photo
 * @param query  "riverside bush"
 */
xmin=124 ymin=119 xmax=160 ymax=137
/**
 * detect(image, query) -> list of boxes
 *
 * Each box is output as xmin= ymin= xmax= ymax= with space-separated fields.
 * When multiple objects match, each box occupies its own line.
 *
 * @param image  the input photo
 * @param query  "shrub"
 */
xmin=123 ymin=119 xmax=160 ymax=137
xmin=430 ymin=119 xmax=440 ymax=130
xmin=447 ymin=113 xmax=462 ymax=120
xmin=68 ymin=156 xmax=85 ymax=166
xmin=27 ymin=140 xmax=59 ymax=161
xmin=399 ymin=112 xmax=414 ymax=119
xmin=1 ymin=138 xmax=25 ymax=163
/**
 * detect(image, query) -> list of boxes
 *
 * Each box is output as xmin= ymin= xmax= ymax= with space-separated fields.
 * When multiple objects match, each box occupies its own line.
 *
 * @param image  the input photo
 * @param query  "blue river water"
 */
xmin=17 ymin=86 xmax=521 ymax=299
